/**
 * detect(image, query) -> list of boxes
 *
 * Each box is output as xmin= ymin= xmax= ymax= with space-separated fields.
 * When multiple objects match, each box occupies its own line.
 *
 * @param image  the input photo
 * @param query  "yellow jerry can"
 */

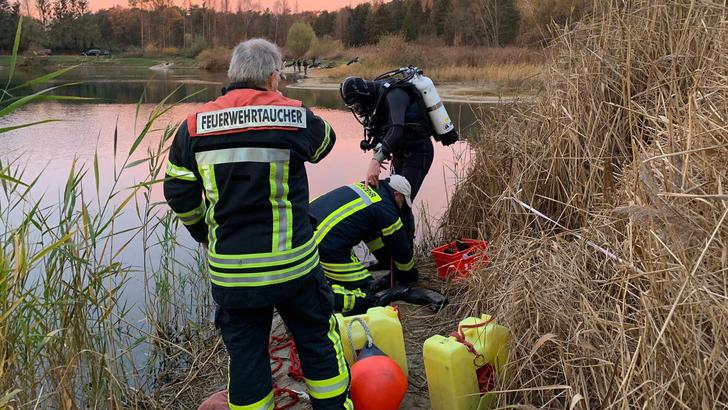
xmin=423 ymin=314 xmax=509 ymax=410
xmin=335 ymin=306 xmax=408 ymax=376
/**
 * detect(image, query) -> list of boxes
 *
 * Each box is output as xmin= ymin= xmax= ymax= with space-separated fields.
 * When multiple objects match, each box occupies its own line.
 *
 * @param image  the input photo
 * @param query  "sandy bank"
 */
xmin=286 ymin=75 xmax=528 ymax=104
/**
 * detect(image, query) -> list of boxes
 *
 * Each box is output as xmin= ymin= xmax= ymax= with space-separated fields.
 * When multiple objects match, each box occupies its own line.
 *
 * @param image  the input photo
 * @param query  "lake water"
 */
xmin=0 ymin=64 xmax=488 ymax=391
xmin=2 ymin=65 xmax=486 ymax=237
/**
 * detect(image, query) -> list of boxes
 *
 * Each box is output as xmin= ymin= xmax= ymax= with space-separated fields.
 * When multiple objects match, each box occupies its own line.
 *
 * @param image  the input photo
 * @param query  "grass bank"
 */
xmin=0 ymin=55 xmax=198 ymax=70
xmin=308 ymin=36 xmax=545 ymax=94
xmin=439 ymin=0 xmax=728 ymax=407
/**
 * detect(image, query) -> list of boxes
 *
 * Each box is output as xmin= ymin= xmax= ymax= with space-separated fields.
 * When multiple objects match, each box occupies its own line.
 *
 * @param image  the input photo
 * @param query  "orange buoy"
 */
xmin=350 ymin=354 xmax=408 ymax=410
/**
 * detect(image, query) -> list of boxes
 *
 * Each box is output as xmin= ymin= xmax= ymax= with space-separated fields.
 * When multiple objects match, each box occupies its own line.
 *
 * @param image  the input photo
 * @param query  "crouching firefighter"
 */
xmin=310 ymin=175 xmax=418 ymax=315
xmin=163 ymin=39 xmax=352 ymax=410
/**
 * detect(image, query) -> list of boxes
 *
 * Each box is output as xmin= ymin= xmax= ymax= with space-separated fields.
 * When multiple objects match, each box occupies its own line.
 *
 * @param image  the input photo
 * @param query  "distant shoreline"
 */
xmin=286 ymin=75 xmax=527 ymax=104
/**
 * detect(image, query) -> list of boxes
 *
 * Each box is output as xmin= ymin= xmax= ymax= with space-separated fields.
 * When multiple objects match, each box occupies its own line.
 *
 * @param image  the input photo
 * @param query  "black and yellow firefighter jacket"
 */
xmin=163 ymin=84 xmax=335 ymax=293
xmin=310 ymin=180 xmax=416 ymax=284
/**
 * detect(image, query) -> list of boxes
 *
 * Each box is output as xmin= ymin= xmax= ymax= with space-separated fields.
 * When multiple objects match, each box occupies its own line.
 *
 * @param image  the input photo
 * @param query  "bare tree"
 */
xmin=35 ymin=0 xmax=52 ymax=27
xmin=237 ymin=0 xmax=255 ymax=40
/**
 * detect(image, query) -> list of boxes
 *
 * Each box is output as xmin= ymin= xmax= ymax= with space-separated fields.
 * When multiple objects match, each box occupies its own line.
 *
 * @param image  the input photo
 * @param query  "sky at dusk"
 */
xmin=87 ymin=0 xmax=376 ymax=12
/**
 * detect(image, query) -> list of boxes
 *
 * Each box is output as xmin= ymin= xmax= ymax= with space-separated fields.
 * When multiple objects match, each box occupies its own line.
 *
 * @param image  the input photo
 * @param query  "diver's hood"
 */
xmin=340 ymin=77 xmax=378 ymax=116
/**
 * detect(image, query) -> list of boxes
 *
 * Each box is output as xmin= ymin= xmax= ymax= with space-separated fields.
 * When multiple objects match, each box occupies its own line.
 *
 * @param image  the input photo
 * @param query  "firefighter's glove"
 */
xmin=439 ymin=131 xmax=459 ymax=146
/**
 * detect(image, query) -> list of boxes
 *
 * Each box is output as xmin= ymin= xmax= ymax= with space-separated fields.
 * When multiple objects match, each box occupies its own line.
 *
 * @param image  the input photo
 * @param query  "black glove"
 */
xmin=439 ymin=129 xmax=459 ymax=146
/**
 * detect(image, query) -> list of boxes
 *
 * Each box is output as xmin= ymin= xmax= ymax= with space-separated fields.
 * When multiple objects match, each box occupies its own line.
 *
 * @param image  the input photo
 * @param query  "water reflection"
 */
xmin=0 ymin=103 xmax=470 ymax=226
xmin=7 ymin=65 xmax=489 ymax=139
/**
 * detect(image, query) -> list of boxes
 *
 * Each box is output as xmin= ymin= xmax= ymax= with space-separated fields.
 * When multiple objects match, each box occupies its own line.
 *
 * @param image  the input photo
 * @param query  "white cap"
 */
xmin=388 ymin=175 xmax=413 ymax=208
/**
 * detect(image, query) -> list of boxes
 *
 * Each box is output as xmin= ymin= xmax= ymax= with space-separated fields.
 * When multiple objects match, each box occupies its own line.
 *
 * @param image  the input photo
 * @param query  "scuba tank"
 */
xmin=408 ymin=71 xmax=459 ymax=145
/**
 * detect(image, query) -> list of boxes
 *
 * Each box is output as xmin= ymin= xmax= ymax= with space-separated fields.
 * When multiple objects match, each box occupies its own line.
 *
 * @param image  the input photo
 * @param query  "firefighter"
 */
xmin=310 ymin=175 xmax=418 ymax=315
xmin=163 ymin=38 xmax=352 ymax=410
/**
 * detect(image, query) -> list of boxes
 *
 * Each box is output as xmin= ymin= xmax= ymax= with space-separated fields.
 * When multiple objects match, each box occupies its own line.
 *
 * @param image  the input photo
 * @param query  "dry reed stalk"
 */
xmin=441 ymin=0 xmax=728 ymax=408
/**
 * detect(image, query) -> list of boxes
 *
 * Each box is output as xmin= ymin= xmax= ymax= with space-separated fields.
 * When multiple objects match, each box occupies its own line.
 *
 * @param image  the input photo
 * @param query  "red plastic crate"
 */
xmin=431 ymin=239 xmax=489 ymax=280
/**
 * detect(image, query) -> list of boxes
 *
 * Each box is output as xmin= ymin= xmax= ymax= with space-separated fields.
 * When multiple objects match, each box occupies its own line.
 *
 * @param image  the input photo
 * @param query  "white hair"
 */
xmin=227 ymin=38 xmax=282 ymax=87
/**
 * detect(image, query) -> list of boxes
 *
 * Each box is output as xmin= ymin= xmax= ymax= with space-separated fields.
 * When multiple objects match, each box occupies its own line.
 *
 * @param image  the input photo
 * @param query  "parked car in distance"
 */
xmin=82 ymin=49 xmax=110 ymax=56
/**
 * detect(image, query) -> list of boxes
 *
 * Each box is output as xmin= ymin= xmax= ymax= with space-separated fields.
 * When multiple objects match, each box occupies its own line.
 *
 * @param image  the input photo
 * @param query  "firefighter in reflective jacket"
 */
xmin=163 ymin=39 xmax=352 ymax=410
xmin=310 ymin=175 xmax=418 ymax=315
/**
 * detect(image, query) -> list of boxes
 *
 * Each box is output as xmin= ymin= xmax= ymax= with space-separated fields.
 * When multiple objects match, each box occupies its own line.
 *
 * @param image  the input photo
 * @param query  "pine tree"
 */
xmin=431 ymin=0 xmax=450 ymax=38
xmin=496 ymin=0 xmax=519 ymax=45
xmin=401 ymin=2 xmax=418 ymax=41
xmin=347 ymin=3 xmax=369 ymax=46
xmin=365 ymin=3 xmax=389 ymax=43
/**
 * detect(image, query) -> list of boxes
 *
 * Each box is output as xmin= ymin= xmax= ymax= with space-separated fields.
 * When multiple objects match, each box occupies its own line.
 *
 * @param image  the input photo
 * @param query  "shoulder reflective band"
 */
xmin=382 ymin=218 xmax=404 ymax=236
xmin=310 ymin=120 xmax=332 ymax=162
xmin=314 ymin=184 xmax=382 ymax=245
xmin=209 ymin=249 xmax=319 ymax=287
xmin=196 ymin=105 xmax=307 ymax=135
xmin=349 ymin=182 xmax=382 ymax=203
xmin=196 ymin=147 xmax=289 ymax=165
xmin=175 ymin=202 xmax=206 ymax=226
xmin=395 ymin=257 xmax=415 ymax=271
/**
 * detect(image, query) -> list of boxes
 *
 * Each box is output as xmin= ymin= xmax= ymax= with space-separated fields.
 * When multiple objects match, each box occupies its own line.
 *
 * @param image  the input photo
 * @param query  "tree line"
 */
xmin=0 ymin=0 xmax=588 ymax=53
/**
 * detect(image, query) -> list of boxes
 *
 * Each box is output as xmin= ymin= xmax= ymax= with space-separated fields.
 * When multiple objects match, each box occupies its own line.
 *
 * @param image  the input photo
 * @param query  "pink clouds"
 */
xmin=88 ymin=0 xmax=375 ymax=12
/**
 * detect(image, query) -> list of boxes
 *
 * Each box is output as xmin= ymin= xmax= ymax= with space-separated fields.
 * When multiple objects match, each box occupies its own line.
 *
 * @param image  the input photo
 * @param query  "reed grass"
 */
xmin=1 ymin=19 xmax=218 ymax=409
xmin=440 ymin=0 xmax=728 ymax=407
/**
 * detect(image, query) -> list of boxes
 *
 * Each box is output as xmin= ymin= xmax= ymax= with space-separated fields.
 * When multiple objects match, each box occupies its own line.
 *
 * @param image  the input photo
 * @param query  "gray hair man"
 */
xmin=164 ymin=38 xmax=352 ymax=410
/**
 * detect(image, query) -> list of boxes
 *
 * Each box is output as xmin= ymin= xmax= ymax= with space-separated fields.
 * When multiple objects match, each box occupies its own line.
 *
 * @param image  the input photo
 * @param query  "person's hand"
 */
xmin=201 ymin=242 xmax=208 ymax=250
xmin=365 ymin=159 xmax=386 ymax=189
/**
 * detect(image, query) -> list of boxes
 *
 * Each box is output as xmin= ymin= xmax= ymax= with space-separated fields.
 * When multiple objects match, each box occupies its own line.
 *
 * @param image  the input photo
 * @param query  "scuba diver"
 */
xmin=340 ymin=67 xmax=459 ymax=280
xmin=339 ymin=67 xmax=459 ymax=200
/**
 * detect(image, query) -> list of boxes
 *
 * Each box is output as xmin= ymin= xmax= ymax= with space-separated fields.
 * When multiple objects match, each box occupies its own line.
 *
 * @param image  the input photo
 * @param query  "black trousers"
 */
xmin=329 ymin=277 xmax=375 ymax=315
xmin=392 ymin=139 xmax=434 ymax=243
xmin=392 ymin=138 xmax=435 ymax=199
xmin=318 ymin=247 xmax=375 ymax=315
xmin=214 ymin=267 xmax=352 ymax=410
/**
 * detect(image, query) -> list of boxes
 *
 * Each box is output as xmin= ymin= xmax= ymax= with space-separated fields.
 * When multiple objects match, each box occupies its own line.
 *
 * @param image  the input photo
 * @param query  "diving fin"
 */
xmin=403 ymin=287 xmax=448 ymax=313
xmin=373 ymin=285 xmax=410 ymax=306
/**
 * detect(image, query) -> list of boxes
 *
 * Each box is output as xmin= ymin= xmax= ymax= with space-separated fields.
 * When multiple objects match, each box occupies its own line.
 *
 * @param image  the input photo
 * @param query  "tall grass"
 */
xmin=440 ymin=0 xmax=728 ymax=407
xmin=1 ymin=19 xmax=216 ymax=408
